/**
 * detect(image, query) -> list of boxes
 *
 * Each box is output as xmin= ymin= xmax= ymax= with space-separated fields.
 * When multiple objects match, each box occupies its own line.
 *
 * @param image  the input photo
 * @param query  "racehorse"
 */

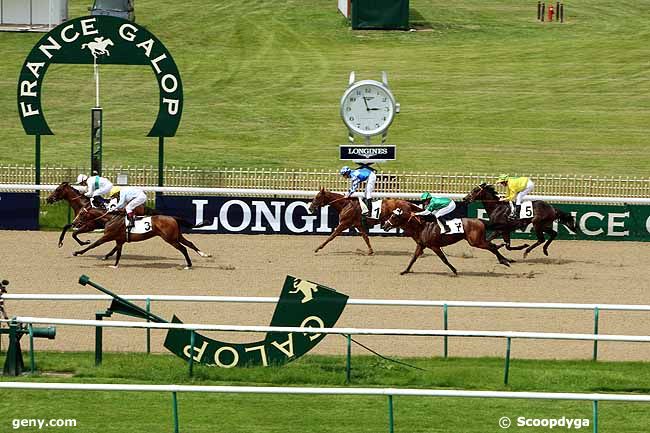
xmin=463 ymin=183 xmax=577 ymax=257
xmin=71 ymin=208 xmax=210 ymax=269
xmin=308 ymin=188 xmax=422 ymax=255
xmin=382 ymin=207 xmax=512 ymax=275
xmin=46 ymin=182 xmax=98 ymax=247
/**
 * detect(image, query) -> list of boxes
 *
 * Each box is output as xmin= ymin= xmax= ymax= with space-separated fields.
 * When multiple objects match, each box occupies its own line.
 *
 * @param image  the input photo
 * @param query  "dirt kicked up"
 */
xmin=1 ymin=230 xmax=649 ymax=362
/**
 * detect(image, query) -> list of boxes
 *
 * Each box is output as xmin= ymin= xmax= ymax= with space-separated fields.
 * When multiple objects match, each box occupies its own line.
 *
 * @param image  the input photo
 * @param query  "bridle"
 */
xmin=72 ymin=207 xmax=110 ymax=227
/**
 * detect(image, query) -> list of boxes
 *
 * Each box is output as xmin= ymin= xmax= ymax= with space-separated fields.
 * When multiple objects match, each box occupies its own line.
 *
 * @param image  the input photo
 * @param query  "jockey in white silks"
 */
xmin=109 ymin=186 xmax=147 ymax=229
xmin=77 ymin=174 xmax=113 ymax=208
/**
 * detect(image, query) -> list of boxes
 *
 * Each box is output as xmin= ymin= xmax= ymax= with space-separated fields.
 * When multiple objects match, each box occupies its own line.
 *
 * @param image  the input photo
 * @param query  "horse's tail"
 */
xmin=554 ymin=208 xmax=578 ymax=233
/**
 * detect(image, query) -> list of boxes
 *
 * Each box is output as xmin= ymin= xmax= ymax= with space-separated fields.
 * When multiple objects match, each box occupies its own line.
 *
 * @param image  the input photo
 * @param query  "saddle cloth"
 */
xmin=520 ymin=201 xmax=534 ymax=219
xmin=358 ymin=198 xmax=382 ymax=219
xmin=126 ymin=216 xmax=153 ymax=234
xmin=440 ymin=218 xmax=464 ymax=234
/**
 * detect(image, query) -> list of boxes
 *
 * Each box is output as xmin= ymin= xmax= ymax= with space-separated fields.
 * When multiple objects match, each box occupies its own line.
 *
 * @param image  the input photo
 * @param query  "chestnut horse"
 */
xmin=46 ymin=182 xmax=97 ymax=247
xmin=308 ymin=188 xmax=421 ymax=255
xmin=463 ymin=183 xmax=577 ymax=257
xmin=71 ymin=208 xmax=210 ymax=269
xmin=382 ymin=207 xmax=512 ymax=275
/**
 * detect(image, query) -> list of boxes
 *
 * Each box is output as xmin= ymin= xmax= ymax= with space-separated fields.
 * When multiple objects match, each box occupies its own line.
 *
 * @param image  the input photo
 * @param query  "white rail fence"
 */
xmin=2 ymin=183 xmax=650 ymax=204
xmin=1 ymin=381 xmax=646 ymax=433
xmin=5 ymin=294 xmax=650 ymax=361
xmin=5 ymin=315 xmax=650 ymax=387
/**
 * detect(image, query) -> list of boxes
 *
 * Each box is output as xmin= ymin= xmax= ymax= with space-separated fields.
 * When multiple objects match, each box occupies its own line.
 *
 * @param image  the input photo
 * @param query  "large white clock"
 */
xmin=340 ymin=72 xmax=399 ymax=139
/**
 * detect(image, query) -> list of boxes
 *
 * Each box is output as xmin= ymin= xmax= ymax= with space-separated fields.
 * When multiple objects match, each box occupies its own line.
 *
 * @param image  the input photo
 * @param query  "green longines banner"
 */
xmin=164 ymin=276 xmax=348 ymax=368
xmin=467 ymin=203 xmax=650 ymax=242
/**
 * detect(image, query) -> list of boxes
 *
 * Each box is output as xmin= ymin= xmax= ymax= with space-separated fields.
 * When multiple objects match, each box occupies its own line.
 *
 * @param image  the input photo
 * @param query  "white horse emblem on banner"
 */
xmin=82 ymin=37 xmax=114 ymax=59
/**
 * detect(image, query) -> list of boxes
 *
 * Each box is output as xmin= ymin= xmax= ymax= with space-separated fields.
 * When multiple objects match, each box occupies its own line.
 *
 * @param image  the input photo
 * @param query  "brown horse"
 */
xmin=308 ymin=188 xmax=421 ymax=255
xmin=71 ymin=208 xmax=210 ymax=269
xmin=463 ymin=183 xmax=577 ymax=257
xmin=46 ymin=182 xmax=97 ymax=247
xmin=382 ymin=207 xmax=512 ymax=275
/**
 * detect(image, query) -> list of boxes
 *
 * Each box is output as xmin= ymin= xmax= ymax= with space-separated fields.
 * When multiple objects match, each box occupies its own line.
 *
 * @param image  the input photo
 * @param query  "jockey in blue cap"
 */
xmin=339 ymin=166 xmax=376 ymax=217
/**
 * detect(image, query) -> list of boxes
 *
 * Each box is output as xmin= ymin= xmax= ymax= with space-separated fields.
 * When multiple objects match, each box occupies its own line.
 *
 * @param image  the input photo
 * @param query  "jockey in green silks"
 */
xmin=414 ymin=192 xmax=456 ymax=234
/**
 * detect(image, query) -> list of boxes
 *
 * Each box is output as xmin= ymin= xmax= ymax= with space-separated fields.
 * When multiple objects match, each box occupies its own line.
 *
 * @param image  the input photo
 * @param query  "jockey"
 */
xmin=414 ymin=192 xmax=456 ymax=234
xmin=77 ymin=174 xmax=113 ymax=208
xmin=109 ymin=186 xmax=147 ymax=229
xmin=339 ymin=165 xmax=376 ymax=217
xmin=497 ymin=174 xmax=535 ymax=220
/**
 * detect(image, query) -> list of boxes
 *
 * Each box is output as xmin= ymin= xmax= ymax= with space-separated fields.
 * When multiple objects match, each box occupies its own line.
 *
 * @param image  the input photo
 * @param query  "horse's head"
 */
xmin=308 ymin=188 xmax=328 ymax=214
xmin=382 ymin=207 xmax=407 ymax=231
xmin=463 ymin=183 xmax=498 ymax=203
xmin=46 ymin=182 xmax=70 ymax=204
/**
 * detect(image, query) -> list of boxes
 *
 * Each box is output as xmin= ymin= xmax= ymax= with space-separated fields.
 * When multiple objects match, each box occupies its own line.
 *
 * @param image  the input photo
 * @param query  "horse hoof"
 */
xmin=523 ymin=252 xmax=529 ymax=259
xmin=58 ymin=243 xmax=63 ymax=248
xmin=543 ymin=250 xmax=549 ymax=256
xmin=72 ymin=252 xmax=80 ymax=257
xmin=400 ymin=271 xmax=408 ymax=275
xmin=183 ymin=266 xmax=192 ymax=270
xmin=508 ymin=258 xmax=517 ymax=263
xmin=83 ymin=241 xmax=91 ymax=245
xmin=368 ymin=251 xmax=374 ymax=256
xmin=108 ymin=265 xmax=118 ymax=269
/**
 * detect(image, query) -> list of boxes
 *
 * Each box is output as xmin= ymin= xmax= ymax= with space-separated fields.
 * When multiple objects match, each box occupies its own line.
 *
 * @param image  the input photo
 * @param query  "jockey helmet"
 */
xmin=109 ymin=186 xmax=121 ymax=196
xmin=420 ymin=192 xmax=432 ymax=201
xmin=76 ymin=174 xmax=88 ymax=185
xmin=497 ymin=174 xmax=509 ymax=183
xmin=339 ymin=166 xmax=351 ymax=176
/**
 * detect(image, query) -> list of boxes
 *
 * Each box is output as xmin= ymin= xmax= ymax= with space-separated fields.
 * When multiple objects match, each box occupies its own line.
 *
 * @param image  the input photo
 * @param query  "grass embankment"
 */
xmin=1 ymin=1 xmax=650 ymax=175
xmin=1 ymin=352 xmax=650 ymax=432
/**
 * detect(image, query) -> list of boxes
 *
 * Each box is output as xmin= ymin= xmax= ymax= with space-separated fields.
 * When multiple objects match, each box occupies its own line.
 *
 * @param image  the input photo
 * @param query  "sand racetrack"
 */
xmin=1 ymin=230 xmax=649 ymax=362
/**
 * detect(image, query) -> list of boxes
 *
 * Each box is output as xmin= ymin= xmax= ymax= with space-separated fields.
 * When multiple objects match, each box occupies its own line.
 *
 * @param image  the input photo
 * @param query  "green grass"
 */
xmin=1 ymin=1 xmax=650 ymax=175
xmin=2 ymin=352 xmax=650 ymax=432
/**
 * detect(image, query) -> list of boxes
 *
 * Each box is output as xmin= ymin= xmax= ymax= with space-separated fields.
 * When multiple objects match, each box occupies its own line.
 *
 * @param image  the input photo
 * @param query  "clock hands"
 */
xmin=362 ymin=96 xmax=370 ymax=111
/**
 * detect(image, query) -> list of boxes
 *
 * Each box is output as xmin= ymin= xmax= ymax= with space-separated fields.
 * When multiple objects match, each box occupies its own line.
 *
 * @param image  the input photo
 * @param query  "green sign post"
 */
xmin=17 ymin=16 xmax=183 ymax=186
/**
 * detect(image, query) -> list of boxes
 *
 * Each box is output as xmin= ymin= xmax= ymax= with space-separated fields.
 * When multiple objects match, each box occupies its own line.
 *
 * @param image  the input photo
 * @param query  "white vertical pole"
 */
xmin=48 ymin=0 xmax=52 ymax=30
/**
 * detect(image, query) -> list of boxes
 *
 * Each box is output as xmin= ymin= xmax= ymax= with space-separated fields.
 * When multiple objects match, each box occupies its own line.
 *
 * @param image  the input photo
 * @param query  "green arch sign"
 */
xmin=17 ymin=16 xmax=183 ymax=137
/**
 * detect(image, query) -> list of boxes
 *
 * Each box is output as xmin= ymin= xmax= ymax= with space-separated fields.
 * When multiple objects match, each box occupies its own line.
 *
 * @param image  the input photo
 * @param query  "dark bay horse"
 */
xmin=46 ymin=182 xmax=97 ymax=247
xmin=382 ymin=207 xmax=512 ymax=275
xmin=463 ymin=183 xmax=577 ymax=257
xmin=71 ymin=208 xmax=210 ymax=269
xmin=308 ymin=188 xmax=421 ymax=255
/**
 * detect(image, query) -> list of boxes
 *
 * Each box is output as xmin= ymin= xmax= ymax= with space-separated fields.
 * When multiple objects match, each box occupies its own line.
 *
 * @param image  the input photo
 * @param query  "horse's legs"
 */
xmin=73 ymin=235 xmax=112 ymax=256
xmin=542 ymin=227 xmax=557 ymax=256
xmin=103 ymin=245 xmax=119 ymax=260
xmin=356 ymin=225 xmax=374 ymax=255
xmin=315 ymin=224 xmax=347 ymax=253
xmin=465 ymin=229 xmax=511 ymax=267
xmin=431 ymin=246 xmax=458 ymax=275
xmin=163 ymin=239 xmax=192 ymax=269
xmin=58 ymin=224 xmax=72 ymax=248
xmin=400 ymin=243 xmax=424 ymax=275
xmin=502 ymin=231 xmax=528 ymax=252
xmin=523 ymin=226 xmax=546 ymax=258
xmin=71 ymin=230 xmax=92 ymax=246
xmin=108 ymin=243 xmax=125 ymax=268
xmin=179 ymin=234 xmax=211 ymax=257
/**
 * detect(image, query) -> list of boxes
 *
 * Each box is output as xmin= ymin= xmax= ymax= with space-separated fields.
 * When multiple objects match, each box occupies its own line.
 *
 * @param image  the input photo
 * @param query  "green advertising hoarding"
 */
xmin=468 ymin=203 xmax=650 ymax=242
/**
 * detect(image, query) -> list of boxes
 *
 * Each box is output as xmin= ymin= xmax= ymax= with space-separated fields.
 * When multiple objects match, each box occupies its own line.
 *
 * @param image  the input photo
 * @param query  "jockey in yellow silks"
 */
xmin=497 ymin=174 xmax=535 ymax=221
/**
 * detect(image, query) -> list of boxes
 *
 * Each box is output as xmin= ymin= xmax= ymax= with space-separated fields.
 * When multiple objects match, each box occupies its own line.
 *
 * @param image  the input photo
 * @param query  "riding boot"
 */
xmin=364 ymin=198 xmax=372 ymax=218
xmin=437 ymin=217 xmax=447 ymax=234
xmin=509 ymin=205 xmax=520 ymax=221
xmin=127 ymin=212 xmax=135 ymax=241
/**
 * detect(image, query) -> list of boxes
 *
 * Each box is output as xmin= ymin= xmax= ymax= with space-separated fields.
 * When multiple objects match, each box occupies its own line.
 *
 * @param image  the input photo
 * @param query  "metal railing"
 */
xmin=1 ymin=381 xmax=646 ymax=433
xmin=2 ymin=164 xmax=650 ymax=198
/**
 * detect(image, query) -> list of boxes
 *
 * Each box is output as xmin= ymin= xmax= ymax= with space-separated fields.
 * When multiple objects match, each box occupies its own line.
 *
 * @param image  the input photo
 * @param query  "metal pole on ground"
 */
xmin=28 ymin=324 xmax=35 ymax=374
xmin=504 ymin=337 xmax=512 ymax=385
xmin=387 ymin=395 xmax=394 ymax=433
xmin=443 ymin=304 xmax=448 ymax=358
xmin=593 ymin=400 xmax=598 ymax=433
xmin=188 ymin=330 xmax=195 ymax=377
xmin=537 ymin=1 xmax=542 ymax=20
xmin=171 ymin=391 xmax=180 ymax=433
xmin=593 ymin=307 xmax=599 ymax=361
xmin=94 ymin=313 xmax=103 ymax=366
xmin=346 ymin=334 xmax=352 ymax=384
xmin=145 ymin=298 xmax=151 ymax=354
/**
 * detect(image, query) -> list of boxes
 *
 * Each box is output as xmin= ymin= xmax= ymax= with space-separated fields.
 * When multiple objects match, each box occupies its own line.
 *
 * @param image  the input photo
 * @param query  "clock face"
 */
xmin=341 ymin=81 xmax=396 ymax=137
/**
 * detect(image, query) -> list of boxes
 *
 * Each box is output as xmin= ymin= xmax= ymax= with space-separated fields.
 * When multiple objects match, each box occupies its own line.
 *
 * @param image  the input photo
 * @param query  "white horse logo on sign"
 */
xmin=82 ymin=37 xmax=115 ymax=59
